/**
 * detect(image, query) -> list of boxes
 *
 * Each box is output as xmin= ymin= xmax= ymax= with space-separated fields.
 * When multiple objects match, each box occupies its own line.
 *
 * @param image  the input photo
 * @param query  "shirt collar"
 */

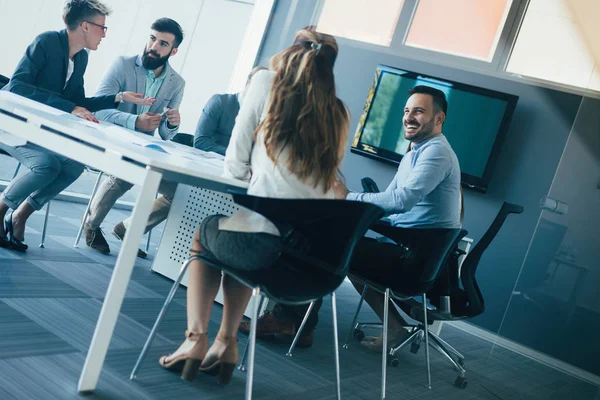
xmin=411 ymin=133 xmax=443 ymax=151
xmin=146 ymin=65 xmax=168 ymax=81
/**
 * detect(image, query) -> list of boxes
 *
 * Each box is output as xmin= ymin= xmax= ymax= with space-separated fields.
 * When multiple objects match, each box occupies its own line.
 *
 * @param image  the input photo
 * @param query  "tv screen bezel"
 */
xmin=350 ymin=64 xmax=519 ymax=193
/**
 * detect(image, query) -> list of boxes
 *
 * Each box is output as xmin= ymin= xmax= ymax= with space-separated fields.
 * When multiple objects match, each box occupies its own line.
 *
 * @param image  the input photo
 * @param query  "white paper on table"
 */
xmin=103 ymin=124 xmax=172 ymax=153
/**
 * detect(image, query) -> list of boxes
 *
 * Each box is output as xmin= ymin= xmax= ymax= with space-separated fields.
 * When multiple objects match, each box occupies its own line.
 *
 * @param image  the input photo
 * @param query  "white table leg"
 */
xmin=78 ymin=168 xmax=163 ymax=393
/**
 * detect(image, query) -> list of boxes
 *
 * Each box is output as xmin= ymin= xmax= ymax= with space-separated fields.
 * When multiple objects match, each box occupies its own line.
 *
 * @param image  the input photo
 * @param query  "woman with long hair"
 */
xmin=159 ymin=27 xmax=349 ymax=384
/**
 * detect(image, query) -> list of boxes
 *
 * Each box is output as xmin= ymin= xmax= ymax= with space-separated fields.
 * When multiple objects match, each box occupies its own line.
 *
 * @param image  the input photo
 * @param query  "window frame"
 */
xmin=312 ymin=0 xmax=600 ymax=97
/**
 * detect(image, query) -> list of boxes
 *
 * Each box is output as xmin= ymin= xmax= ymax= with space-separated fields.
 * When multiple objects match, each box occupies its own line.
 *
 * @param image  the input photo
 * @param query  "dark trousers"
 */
xmin=273 ymin=298 xmax=323 ymax=333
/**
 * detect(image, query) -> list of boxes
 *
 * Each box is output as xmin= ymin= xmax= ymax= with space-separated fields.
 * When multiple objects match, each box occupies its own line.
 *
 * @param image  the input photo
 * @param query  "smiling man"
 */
xmin=84 ymin=18 xmax=186 ymax=258
xmin=332 ymin=85 xmax=462 ymax=352
xmin=247 ymin=86 xmax=462 ymax=351
xmin=335 ymin=85 xmax=460 ymax=228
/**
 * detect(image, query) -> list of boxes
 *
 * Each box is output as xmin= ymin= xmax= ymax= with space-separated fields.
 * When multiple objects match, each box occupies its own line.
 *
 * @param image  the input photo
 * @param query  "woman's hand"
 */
xmin=72 ymin=106 xmax=99 ymax=123
xmin=122 ymin=92 xmax=155 ymax=106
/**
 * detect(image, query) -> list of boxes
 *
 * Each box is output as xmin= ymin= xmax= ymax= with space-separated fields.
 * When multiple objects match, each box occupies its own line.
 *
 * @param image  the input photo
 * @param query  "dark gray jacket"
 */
xmin=193 ymin=93 xmax=240 ymax=155
xmin=2 ymin=30 xmax=115 ymax=113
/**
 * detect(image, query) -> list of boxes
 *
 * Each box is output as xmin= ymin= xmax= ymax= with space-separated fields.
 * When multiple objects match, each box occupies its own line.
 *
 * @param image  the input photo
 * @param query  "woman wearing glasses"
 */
xmin=0 ymin=0 xmax=153 ymax=251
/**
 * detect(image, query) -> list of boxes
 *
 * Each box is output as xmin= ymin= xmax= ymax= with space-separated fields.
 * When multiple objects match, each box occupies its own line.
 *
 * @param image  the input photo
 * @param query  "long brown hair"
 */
xmin=256 ymin=28 xmax=349 ymax=191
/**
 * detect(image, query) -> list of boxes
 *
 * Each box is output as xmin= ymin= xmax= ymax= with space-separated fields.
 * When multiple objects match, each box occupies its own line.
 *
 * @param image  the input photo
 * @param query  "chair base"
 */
xmin=352 ymin=322 xmax=468 ymax=389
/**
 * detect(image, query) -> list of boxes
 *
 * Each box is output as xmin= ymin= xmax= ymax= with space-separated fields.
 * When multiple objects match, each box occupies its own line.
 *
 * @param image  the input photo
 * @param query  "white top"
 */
xmin=64 ymin=59 xmax=74 ymax=90
xmin=219 ymin=70 xmax=334 ymax=235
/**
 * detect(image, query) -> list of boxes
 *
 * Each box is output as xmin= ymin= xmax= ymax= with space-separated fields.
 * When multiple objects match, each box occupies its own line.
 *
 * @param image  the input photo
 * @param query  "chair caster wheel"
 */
xmin=410 ymin=343 xmax=420 ymax=354
xmin=387 ymin=357 xmax=400 ymax=367
xmin=454 ymin=376 xmax=468 ymax=389
xmin=353 ymin=329 xmax=365 ymax=341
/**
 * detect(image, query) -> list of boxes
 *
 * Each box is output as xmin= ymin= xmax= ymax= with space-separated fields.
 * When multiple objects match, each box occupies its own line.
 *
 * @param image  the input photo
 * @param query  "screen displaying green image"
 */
xmin=353 ymin=65 xmax=518 ymax=191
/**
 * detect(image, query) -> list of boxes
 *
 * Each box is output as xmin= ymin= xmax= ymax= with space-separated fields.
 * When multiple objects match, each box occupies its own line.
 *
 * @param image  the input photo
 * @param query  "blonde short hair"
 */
xmin=63 ymin=0 xmax=112 ymax=31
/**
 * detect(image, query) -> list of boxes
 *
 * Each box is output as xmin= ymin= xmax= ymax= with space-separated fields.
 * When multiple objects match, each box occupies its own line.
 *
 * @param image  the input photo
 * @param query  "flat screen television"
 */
xmin=351 ymin=65 xmax=519 ymax=192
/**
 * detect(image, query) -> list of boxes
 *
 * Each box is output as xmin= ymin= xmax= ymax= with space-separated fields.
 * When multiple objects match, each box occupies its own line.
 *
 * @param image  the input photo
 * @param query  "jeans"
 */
xmin=85 ymin=174 xmax=177 ymax=233
xmin=0 ymin=143 xmax=84 ymax=210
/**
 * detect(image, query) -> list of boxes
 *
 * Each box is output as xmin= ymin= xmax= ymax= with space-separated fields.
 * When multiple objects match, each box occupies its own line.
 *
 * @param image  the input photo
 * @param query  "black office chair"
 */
xmin=170 ymin=133 xmax=194 ymax=147
xmin=0 ymin=74 xmax=9 ymax=89
xmin=284 ymin=175 xmax=383 ymax=358
xmin=348 ymin=202 xmax=523 ymax=392
xmin=345 ymin=224 xmax=466 ymax=398
xmin=361 ymin=177 xmax=380 ymax=193
xmin=130 ymin=194 xmax=384 ymax=400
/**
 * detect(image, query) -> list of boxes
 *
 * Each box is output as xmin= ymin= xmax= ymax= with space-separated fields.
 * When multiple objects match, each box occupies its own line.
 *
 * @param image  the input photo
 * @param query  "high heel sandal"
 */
xmin=199 ymin=335 xmax=239 ymax=385
xmin=159 ymin=330 xmax=208 ymax=377
xmin=4 ymin=211 xmax=27 ymax=252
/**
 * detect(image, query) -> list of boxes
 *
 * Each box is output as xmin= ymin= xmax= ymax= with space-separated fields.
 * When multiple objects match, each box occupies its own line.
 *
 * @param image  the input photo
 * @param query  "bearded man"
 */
xmin=84 ymin=18 xmax=186 ymax=258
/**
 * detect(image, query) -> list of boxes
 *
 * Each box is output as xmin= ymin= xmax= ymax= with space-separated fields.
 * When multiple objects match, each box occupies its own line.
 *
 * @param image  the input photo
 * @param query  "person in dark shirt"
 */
xmin=193 ymin=66 xmax=266 ymax=155
xmin=0 ymin=0 xmax=151 ymax=252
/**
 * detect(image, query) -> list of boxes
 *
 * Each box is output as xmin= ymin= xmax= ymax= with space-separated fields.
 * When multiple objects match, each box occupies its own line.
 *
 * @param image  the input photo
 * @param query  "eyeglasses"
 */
xmin=84 ymin=21 xmax=108 ymax=34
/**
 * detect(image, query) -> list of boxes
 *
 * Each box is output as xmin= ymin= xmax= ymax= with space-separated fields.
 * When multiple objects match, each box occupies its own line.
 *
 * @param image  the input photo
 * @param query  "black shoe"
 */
xmin=84 ymin=227 xmax=110 ymax=254
xmin=4 ymin=211 xmax=28 ymax=252
xmin=0 ymin=226 xmax=9 ymax=249
xmin=112 ymin=222 xmax=148 ymax=259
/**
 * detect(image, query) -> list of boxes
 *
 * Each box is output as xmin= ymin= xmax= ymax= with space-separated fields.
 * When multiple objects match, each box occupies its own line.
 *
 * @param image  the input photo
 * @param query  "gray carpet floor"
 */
xmin=0 ymin=199 xmax=598 ymax=399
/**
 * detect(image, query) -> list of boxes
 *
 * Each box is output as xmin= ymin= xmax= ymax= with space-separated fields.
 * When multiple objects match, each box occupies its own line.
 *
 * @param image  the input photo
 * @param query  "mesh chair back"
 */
xmin=0 ymin=74 xmax=9 ymax=90
xmin=460 ymin=202 xmax=524 ymax=316
xmin=368 ymin=223 xmax=467 ymax=296
xmin=233 ymin=194 xmax=385 ymax=277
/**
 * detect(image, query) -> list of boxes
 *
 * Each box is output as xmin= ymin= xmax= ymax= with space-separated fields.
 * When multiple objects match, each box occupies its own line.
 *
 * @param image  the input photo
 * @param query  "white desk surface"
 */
xmin=0 ymin=91 xmax=248 ymax=393
xmin=0 ymin=91 xmax=246 ymax=192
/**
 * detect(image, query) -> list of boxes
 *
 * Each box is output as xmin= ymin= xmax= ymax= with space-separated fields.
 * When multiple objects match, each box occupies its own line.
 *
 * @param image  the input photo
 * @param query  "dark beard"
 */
xmin=142 ymin=48 xmax=170 ymax=70
xmin=404 ymin=117 xmax=436 ymax=143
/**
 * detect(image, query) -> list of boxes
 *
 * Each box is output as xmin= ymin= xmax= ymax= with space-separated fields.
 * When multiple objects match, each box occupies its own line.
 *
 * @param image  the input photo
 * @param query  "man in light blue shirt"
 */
xmin=240 ymin=86 xmax=461 ymax=350
xmin=84 ymin=18 xmax=186 ymax=257
xmin=334 ymin=85 xmax=461 ymax=351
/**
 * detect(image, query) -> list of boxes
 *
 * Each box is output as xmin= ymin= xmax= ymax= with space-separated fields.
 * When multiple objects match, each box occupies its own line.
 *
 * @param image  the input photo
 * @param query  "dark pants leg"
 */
xmin=273 ymin=298 xmax=323 ymax=333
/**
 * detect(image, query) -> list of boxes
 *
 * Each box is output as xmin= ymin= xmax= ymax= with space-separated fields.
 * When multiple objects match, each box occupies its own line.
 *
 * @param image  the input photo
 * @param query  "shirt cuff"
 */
xmin=346 ymin=192 xmax=361 ymax=201
xmin=166 ymin=122 xmax=178 ymax=131
xmin=125 ymin=114 xmax=137 ymax=131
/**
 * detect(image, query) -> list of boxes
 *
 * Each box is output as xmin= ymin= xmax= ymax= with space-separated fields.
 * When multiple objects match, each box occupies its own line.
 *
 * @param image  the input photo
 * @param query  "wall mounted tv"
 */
xmin=351 ymin=65 xmax=519 ymax=192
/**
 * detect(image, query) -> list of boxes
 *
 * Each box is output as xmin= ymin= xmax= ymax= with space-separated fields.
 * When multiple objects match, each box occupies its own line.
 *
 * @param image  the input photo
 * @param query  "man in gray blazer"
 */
xmin=85 ymin=18 xmax=186 ymax=257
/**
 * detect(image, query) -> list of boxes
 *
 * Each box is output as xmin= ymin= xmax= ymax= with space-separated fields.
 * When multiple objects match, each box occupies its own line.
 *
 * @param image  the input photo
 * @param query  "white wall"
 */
xmin=0 ymin=0 xmax=256 ymax=135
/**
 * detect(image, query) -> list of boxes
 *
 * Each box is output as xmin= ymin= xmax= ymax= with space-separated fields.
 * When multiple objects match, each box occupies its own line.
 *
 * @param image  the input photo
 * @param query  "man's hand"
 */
xmin=165 ymin=108 xmax=180 ymax=128
xmin=122 ymin=92 xmax=155 ymax=106
xmin=333 ymin=180 xmax=349 ymax=199
xmin=135 ymin=112 xmax=162 ymax=132
xmin=72 ymin=106 xmax=98 ymax=123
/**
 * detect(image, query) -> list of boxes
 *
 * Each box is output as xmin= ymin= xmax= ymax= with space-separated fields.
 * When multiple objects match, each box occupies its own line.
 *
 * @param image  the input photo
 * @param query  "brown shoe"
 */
xmin=238 ymin=312 xmax=295 ymax=337
xmin=290 ymin=329 xmax=314 ymax=348
xmin=84 ymin=227 xmax=110 ymax=254
xmin=112 ymin=221 xmax=148 ymax=258
xmin=239 ymin=312 xmax=314 ymax=348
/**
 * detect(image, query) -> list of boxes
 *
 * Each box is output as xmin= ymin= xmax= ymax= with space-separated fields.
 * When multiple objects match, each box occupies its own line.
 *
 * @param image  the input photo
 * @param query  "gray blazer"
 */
xmin=193 ymin=93 xmax=240 ymax=155
xmin=94 ymin=55 xmax=185 ymax=140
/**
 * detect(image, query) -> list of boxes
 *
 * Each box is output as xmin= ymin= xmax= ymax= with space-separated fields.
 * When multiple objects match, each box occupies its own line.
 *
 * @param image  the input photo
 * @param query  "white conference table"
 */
xmin=0 ymin=91 xmax=247 ymax=393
